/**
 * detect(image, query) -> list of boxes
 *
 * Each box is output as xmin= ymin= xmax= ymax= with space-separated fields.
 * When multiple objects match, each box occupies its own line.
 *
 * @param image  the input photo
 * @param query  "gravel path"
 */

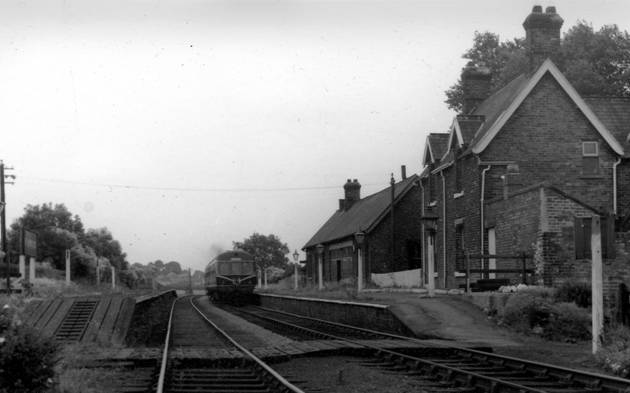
xmin=193 ymin=296 xmax=297 ymax=349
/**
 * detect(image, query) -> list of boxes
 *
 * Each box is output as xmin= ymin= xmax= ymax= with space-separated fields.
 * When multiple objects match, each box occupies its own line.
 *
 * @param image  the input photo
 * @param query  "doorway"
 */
xmin=488 ymin=228 xmax=496 ymax=279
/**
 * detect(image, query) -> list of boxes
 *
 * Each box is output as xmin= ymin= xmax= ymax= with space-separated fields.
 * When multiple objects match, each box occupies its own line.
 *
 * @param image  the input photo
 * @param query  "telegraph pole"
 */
xmin=1 ymin=161 xmax=15 ymax=294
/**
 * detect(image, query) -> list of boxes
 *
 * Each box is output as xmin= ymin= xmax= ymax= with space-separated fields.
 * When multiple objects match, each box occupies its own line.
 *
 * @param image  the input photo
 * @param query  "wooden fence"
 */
xmin=457 ymin=252 xmax=534 ymax=292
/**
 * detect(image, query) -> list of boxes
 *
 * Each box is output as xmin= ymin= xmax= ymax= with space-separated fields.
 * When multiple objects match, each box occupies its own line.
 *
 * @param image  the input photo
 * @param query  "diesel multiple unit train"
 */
xmin=205 ymin=249 xmax=257 ymax=303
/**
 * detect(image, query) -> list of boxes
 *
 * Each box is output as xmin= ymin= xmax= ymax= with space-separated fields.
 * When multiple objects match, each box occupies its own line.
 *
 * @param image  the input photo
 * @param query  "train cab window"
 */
xmin=219 ymin=263 xmax=232 ymax=275
xmin=241 ymin=262 xmax=254 ymax=275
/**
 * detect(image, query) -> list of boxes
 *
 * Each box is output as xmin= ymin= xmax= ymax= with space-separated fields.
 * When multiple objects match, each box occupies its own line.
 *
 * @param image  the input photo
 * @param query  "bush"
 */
xmin=596 ymin=325 xmax=630 ymax=377
xmin=0 ymin=304 xmax=59 ymax=392
xmin=544 ymin=302 xmax=591 ymax=341
xmin=501 ymin=292 xmax=552 ymax=332
xmin=500 ymin=291 xmax=592 ymax=342
xmin=554 ymin=281 xmax=591 ymax=308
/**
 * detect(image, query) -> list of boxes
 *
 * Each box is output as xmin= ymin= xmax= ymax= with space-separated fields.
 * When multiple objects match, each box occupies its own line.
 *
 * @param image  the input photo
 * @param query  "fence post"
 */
xmin=521 ymin=252 xmax=527 ymax=285
xmin=618 ymin=283 xmax=629 ymax=326
xmin=465 ymin=252 xmax=470 ymax=293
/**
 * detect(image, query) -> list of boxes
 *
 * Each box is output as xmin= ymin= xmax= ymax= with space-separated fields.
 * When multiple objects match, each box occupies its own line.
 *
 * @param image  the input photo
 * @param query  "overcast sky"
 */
xmin=1 ymin=0 xmax=629 ymax=272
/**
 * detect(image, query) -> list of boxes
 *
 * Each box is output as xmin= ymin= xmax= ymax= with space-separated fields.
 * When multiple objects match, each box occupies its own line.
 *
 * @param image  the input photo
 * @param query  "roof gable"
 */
xmin=303 ymin=175 xmax=418 ymax=249
xmin=423 ymin=133 xmax=449 ymax=166
xmin=471 ymin=59 xmax=624 ymax=156
xmin=584 ymin=97 xmax=630 ymax=157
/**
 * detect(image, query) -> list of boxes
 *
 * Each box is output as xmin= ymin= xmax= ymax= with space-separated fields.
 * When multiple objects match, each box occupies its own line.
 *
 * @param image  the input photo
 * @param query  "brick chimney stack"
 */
xmin=343 ymin=179 xmax=361 ymax=210
xmin=523 ymin=5 xmax=564 ymax=71
xmin=461 ymin=64 xmax=492 ymax=114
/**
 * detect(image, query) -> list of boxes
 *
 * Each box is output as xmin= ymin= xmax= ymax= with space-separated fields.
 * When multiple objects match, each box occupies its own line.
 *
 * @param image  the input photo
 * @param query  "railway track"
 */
xmin=156 ymin=296 xmax=305 ymax=393
xmin=226 ymin=305 xmax=630 ymax=393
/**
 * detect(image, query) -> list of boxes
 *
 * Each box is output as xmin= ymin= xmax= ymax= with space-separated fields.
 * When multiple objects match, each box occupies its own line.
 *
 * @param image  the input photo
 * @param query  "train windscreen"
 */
xmin=218 ymin=261 xmax=255 ymax=275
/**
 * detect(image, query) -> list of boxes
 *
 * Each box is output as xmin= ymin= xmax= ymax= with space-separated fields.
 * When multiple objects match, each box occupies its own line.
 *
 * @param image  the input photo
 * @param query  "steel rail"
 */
xmin=234 ymin=307 xmax=589 ymax=393
xmin=189 ymin=296 xmax=305 ymax=393
xmin=254 ymin=306 xmax=630 ymax=392
xmin=155 ymin=296 xmax=178 ymax=393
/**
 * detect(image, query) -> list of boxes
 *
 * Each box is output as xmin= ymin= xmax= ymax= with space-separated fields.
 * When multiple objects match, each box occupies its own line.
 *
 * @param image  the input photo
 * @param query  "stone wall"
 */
xmin=125 ymin=290 xmax=177 ymax=347
xmin=259 ymin=294 xmax=414 ymax=336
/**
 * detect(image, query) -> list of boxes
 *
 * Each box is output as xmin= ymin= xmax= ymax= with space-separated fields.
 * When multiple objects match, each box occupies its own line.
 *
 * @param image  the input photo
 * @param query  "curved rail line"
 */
xmin=156 ymin=296 xmax=305 ymax=393
xmin=231 ymin=305 xmax=630 ymax=393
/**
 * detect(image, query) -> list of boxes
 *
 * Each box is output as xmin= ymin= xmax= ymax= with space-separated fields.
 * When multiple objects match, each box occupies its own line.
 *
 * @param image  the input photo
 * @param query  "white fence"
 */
xmin=370 ymin=268 xmax=422 ymax=288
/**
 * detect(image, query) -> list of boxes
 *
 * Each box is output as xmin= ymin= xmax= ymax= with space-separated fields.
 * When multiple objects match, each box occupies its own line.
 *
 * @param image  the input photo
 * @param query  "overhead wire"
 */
xmin=19 ymin=176 xmax=387 ymax=193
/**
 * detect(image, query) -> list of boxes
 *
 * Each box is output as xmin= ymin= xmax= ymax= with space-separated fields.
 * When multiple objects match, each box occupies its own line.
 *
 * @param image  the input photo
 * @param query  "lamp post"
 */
xmin=316 ymin=244 xmax=324 ymax=290
xmin=421 ymin=212 xmax=439 ymax=297
xmin=293 ymin=249 xmax=299 ymax=290
xmin=354 ymin=231 xmax=365 ymax=292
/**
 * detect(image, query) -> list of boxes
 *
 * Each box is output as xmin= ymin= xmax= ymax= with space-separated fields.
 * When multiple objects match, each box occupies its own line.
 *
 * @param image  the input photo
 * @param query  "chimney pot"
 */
xmin=343 ymin=178 xmax=361 ymax=210
xmin=523 ymin=6 xmax=563 ymax=71
xmin=401 ymin=165 xmax=407 ymax=180
xmin=461 ymin=63 xmax=492 ymax=114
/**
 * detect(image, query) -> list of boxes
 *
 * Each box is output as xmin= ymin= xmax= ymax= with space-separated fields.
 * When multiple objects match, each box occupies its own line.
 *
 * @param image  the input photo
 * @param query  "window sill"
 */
xmin=579 ymin=174 xmax=605 ymax=179
xmin=454 ymin=272 xmax=466 ymax=277
xmin=453 ymin=191 xmax=464 ymax=199
xmin=428 ymin=201 xmax=437 ymax=207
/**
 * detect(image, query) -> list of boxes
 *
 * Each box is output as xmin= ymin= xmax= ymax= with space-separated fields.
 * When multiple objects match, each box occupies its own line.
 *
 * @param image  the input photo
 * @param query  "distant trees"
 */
xmin=233 ymin=233 xmax=290 ymax=273
xmin=445 ymin=21 xmax=630 ymax=112
xmin=8 ymin=203 xmax=128 ymax=279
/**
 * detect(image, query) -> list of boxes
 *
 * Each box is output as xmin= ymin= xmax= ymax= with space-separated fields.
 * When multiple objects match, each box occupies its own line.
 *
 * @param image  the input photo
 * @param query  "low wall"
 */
xmin=259 ymin=294 xmax=414 ymax=336
xmin=125 ymin=290 xmax=177 ymax=347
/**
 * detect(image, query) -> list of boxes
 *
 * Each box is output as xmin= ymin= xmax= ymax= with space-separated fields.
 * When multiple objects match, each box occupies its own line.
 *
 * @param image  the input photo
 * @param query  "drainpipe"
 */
xmin=390 ymin=174 xmax=396 ymax=268
xmin=440 ymin=171 xmax=447 ymax=288
xmin=613 ymin=158 xmax=622 ymax=215
xmin=480 ymin=165 xmax=491 ymax=271
xmin=419 ymin=180 xmax=425 ymax=287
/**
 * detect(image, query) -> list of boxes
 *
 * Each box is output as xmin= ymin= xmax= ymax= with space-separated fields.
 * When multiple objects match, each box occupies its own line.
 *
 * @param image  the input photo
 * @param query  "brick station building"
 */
xmin=303 ymin=168 xmax=423 ymax=286
xmin=419 ymin=5 xmax=630 ymax=299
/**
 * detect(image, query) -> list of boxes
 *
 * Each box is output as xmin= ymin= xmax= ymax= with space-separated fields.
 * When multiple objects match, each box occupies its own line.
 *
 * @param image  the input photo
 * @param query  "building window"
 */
xmin=582 ymin=141 xmax=599 ymax=175
xmin=455 ymin=160 xmax=462 ymax=193
xmin=428 ymin=175 xmax=437 ymax=203
xmin=455 ymin=222 xmax=465 ymax=270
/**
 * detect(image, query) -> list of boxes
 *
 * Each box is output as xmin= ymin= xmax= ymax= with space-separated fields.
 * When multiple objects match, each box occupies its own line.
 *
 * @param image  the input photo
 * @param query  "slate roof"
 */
xmin=456 ymin=115 xmax=485 ymax=145
xmin=303 ymin=175 xmax=418 ymax=249
xmin=431 ymin=62 xmax=629 ymax=158
xmin=584 ymin=97 xmax=630 ymax=157
xmin=467 ymin=73 xmax=530 ymax=150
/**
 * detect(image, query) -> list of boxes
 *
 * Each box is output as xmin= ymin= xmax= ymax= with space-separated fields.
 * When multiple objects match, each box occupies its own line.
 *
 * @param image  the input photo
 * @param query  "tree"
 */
xmin=8 ymin=203 xmax=85 ymax=270
xmin=163 ymin=261 xmax=182 ymax=274
xmin=7 ymin=203 xmax=129 ymax=279
xmin=233 ymin=233 xmax=290 ymax=272
xmin=445 ymin=22 xmax=630 ymax=112
xmin=83 ymin=227 xmax=128 ymax=271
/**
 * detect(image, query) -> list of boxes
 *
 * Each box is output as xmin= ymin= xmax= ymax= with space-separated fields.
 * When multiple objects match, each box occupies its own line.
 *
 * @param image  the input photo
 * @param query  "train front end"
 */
xmin=205 ymin=250 xmax=257 ymax=304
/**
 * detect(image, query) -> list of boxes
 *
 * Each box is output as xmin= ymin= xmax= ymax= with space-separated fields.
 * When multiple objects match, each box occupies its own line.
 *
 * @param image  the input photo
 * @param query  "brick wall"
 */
xmin=480 ymin=73 xmax=616 ymax=213
xmin=617 ymin=163 xmax=630 ymax=226
xmin=368 ymin=184 xmax=423 ymax=275
xmin=305 ymin=184 xmax=423 ymax=285
xmin=419 ymin=71 xmax=621 ymax=290
xmin=540 ymin=188 xmax=597 ymax=285
xmin=484 ymin=186 xmax=540 ymax=283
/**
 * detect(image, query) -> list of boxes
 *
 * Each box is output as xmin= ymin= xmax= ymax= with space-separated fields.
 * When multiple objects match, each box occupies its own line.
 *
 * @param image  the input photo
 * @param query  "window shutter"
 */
xmin=575 ymin=217 xmax=585 ymax=259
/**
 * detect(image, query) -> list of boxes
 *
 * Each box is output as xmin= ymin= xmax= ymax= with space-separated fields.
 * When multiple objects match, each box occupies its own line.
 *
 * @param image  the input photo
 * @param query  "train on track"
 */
xmin=205 ymin=249 xmax=258 ymax=304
